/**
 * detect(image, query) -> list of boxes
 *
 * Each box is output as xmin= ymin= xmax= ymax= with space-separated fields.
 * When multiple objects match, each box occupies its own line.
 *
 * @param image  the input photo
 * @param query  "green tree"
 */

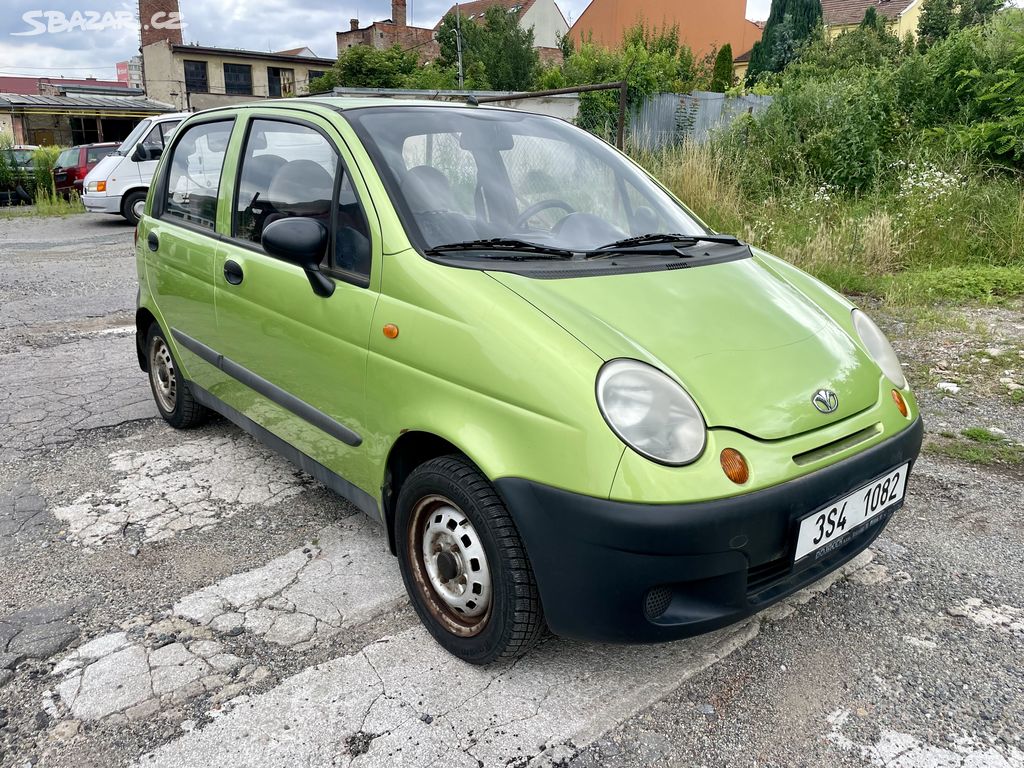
xmin=311 ymin=44 xmax=419 ymax=90
xmin=710 ymin=44 xmax=734 ymax=91
xmin=917 ymin=0 xmax=956 ymax=49
xmin=746 ymin=0 xmax=823 ymax=81
xmin=436 ymin=6 xmax=539 ymax=91
xmin=957 ymin=0 xmax=1005 ymax=29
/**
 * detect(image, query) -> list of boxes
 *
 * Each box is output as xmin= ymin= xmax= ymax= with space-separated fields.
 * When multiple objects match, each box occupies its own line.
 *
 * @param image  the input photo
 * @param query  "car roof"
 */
xmin=187 ymin=97 xmax=494 ymax=121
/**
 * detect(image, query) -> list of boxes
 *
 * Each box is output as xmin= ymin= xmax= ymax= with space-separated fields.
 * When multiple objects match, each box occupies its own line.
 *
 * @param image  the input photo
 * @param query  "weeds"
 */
xmin=927 ymin=427 xmax=1024 ymax=466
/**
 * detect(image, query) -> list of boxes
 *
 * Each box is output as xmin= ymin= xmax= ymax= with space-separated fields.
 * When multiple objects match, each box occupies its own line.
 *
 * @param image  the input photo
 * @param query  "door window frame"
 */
xmin=229 ymin=114 xmax=374 ymax=289
xmin=152 ymin=115 xmax=237 ymax=239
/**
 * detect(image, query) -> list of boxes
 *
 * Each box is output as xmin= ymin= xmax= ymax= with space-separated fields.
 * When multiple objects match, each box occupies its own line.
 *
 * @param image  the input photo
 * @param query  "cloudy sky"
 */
xmin=0 ymin=0 xmax=772 ymax=80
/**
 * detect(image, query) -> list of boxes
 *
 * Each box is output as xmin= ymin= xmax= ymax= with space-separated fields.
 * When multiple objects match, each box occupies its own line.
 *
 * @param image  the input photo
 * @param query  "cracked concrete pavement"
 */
xmin=2 ymin=214 xmax=1023 ymax=768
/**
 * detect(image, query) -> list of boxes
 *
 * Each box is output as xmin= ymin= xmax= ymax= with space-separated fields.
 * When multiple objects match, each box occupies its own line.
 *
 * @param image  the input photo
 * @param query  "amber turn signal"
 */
xmin=891 ymin=388 xmax=909 ymax=417
xmin=720 ymin=448 xmax=749 ymax=485
xmin=383 ymin=324 xmax=399 ymax=339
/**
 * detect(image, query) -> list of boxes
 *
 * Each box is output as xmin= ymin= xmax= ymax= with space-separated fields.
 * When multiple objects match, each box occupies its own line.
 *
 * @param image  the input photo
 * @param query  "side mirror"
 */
xmin=261 ymin=217 xmax=334 ymax=297
xmin=131 ymin=145 xmax=148 ymax=162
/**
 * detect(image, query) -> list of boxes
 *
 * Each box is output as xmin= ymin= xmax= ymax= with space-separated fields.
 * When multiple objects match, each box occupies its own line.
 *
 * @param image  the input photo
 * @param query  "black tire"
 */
xmin=396 ymin=455 xmax=546 ymax=664
xmin=122 ymin=189 xmax=147 ymax=225
xmin=145 ymin=324 xmax=209 ymax=429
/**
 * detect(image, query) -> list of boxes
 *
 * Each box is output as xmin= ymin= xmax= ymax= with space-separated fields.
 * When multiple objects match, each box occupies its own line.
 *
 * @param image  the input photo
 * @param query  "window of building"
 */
xmin=161 ymin=120 xmax=233 ymax=230
xmin=224 ymin=63 xmax=253 ymax=95
xmin=183 ymin=60 xmax=209 ymax=93
xmin=267 ymin=67 xmax=295 ymax=98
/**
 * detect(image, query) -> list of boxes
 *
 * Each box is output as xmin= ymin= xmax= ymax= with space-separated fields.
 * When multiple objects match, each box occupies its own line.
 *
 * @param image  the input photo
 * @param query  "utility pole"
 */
xmin=455 ymin=2 xmax=464 ymax=89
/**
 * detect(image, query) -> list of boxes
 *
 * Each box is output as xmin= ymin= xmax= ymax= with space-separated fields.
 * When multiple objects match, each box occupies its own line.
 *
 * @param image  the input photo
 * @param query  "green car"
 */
xmin=135 ymin=98 xmax=923 ymax=664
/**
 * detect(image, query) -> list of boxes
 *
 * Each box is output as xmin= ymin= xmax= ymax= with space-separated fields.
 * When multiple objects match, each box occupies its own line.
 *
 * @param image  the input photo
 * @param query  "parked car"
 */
xmin=82 ymin=112 xmax=188 ymax=224
xmin=52 ymin=142 xmax=118 ymax=198
xmin=0 ymin=145 xmax=39 ymax=205
xmin=136 ymin=99 xmax=923 ymax=665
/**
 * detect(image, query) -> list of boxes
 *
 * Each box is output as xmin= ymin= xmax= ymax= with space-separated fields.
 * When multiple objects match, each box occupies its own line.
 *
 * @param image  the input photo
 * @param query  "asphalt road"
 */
xmin=0 ymin=213 xmax=1021 ymax=768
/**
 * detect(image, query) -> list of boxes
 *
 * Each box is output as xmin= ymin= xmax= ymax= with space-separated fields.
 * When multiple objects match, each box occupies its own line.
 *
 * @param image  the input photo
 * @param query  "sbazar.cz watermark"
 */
xmin=13 ymin=9 xmax=185 ymax=35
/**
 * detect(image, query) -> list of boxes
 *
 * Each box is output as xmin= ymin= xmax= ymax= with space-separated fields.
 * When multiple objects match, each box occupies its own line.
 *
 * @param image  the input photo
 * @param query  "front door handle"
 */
xmin=147 ymin=232 xmax=159 ymax=252
xmin=223 ymin=259 xmax=244 ymax=285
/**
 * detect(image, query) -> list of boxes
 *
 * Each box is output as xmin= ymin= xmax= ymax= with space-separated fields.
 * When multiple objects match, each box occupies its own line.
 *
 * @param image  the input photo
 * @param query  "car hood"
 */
xmin=83 ymin=154 xmax=120 ymax=185
xmin=487 ymin=257 xmax=880 ymax=441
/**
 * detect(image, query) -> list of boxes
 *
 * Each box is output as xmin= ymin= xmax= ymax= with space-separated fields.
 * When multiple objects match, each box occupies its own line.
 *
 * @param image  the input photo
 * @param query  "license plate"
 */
xmin=794 ymin=463 xmax=908 ymax=562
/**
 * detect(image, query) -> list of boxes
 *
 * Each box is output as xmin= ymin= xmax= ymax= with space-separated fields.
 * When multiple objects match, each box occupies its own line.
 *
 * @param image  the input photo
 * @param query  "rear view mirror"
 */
xmin=261 ymin=217 xmax=334 ymax=297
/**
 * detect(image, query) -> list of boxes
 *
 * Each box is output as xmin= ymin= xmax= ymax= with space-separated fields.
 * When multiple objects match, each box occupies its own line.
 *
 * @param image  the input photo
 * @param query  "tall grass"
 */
xmin=634 ymin=140 xmax=1024 ymax=304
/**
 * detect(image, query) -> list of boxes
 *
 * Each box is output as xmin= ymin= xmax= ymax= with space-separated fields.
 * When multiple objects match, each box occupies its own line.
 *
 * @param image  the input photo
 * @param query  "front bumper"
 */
xmin=82 ymin=192 xmax=121 ymax=214
xmin=495 ymin=417 xmax=923 ymax=643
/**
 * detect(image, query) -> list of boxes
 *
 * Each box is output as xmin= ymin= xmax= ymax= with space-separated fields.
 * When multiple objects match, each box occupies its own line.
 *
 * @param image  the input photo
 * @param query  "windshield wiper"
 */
xmin=425 ymin=238 xmax=574 ymax=260
xmin=594 ymin=232 xmax=743 ymax=251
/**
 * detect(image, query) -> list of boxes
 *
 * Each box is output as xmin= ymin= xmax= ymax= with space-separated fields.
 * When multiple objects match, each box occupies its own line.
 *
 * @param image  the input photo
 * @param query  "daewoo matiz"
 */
xmin=135 ymin=98 xmax=923 ymax=664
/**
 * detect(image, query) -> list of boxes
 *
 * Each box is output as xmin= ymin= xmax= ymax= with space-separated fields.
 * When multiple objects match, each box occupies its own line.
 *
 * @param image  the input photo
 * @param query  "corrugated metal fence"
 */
xmin=629 ymin=91 xmax=774 ymax=150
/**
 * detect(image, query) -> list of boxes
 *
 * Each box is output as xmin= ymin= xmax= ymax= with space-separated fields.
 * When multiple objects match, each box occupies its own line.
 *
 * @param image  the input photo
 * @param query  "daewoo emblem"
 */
xmin=812 ymin=389 xmax=840 ymax=414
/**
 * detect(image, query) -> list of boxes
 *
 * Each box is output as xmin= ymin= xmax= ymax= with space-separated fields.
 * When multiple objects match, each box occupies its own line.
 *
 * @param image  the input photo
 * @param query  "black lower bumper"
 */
xmin=495 ymin=417 xmax=923 ymax=643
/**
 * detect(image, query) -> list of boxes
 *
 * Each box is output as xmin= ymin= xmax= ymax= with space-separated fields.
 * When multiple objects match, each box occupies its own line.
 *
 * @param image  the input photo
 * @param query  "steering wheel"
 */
xmin=515 ymin=199 xmax=575 ymax=229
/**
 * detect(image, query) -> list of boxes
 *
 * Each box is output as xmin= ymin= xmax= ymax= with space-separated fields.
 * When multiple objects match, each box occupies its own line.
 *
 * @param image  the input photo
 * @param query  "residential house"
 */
xmin=139 ymin=0 xmax=336 ymax=110
xmin=822 ymin=0 xmax=923 ymax=38
xmin=337 ymin=0 xmax=568 ymax=66
xmin=568 ymin=0 xmax=763 ymax=73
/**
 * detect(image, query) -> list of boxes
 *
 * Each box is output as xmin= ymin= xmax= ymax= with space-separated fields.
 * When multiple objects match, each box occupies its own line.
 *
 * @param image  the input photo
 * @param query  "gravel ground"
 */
xmin=1 ymin=213 xmax=1021 ymax=768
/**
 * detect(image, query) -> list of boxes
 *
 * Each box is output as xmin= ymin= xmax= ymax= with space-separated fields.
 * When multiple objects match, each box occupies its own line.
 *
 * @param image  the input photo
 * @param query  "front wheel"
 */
xmin=396 ymin=455 xmax=546 ymax=664
xmin=146 ymin=325 xmax=209 ymax=429
xmin=122 ymin=190 xmax=146 ymax=225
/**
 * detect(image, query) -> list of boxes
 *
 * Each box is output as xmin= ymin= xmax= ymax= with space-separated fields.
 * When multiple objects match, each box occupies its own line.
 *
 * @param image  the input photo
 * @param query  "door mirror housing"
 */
xmin=261 ymin=216 xmax=335 ymax=297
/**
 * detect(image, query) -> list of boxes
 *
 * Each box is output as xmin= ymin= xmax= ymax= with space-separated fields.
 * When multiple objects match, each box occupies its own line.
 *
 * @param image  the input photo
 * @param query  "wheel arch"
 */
xmin=135 ymin=306 xmax=159 ymax=371
xmin=382 ymin=430 xmax=468 ymax=555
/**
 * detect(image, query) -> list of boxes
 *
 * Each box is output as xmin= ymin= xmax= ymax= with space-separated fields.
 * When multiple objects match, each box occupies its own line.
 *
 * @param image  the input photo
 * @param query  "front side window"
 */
xmin=224 ymin=63 xmax=253 ymax=95
xmin=345 ymin=106 xmax=704 ymax=253
xmin=161 ymin=120 xmax=233 ymax=230
xmin=234 ymin=119 xmax=371 ymax=279
xmin=184 ymin=60 xmax=209 ymax=93
xmin=136 ymin=119 xmax=180 ymax=162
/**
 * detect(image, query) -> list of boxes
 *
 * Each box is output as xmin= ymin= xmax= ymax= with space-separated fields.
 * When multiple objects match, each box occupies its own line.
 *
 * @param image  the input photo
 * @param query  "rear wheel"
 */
xmin=122 ymin=190 xmax=146 ymax=225
xmin=396 ymin=455 xmax=546 ymax=664
xmin=146 ymin=325 xmax=209 ymax=429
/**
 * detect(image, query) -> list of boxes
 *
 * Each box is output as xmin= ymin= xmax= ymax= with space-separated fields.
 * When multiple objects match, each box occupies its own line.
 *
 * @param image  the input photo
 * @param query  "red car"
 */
xmin=52 ymin=142 xmax=118 ymax=198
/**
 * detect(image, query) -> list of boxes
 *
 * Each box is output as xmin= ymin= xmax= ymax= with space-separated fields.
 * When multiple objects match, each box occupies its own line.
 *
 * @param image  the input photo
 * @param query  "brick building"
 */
xmin=337 ymin=0 xmax=440 ymax=61
xmin=337 ymin=0 xmax=568 ymax=65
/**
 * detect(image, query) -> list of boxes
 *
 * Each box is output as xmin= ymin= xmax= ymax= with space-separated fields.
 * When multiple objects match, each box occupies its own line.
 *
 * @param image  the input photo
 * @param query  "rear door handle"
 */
xmin=147 ymin=232 xmax=159 ymax=252
xmin=223 ymin=259 xmax=244 ymax=285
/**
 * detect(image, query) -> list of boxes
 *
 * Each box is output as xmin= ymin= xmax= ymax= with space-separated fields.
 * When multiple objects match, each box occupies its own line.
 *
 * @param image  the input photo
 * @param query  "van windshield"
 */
xmin=115 ymin=119 xmax=152 ymax=155
xmin=343 ymin=106 xmax=706 ymax=254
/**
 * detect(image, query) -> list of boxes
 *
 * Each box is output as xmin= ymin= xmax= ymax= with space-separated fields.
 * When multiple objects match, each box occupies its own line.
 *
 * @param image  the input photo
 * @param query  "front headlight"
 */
xmin=596 ymin=359 xmax=706 ymax=466
xmin=852 ymin=309 xmax=906 ymax=388
xmin=86 ymin=180 xmax=106 ymax=193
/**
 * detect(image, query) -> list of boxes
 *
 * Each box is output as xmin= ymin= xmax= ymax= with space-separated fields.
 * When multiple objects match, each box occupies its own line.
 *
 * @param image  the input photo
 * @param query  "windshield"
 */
xmin=116 ymin=118 xmax=152 ymax=155
xmin=344 ymin=106 xmax=705 ymax=253
xmin=3 ymin=149 xmax=35 ymax=168
xmin=56 ymin=148 xmax=78 ymax=168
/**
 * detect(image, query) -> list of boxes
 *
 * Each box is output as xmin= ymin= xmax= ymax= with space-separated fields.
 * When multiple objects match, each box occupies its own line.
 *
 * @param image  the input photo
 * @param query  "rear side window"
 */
xmin=161 ymin=120 xmax=233 ymax=231
xmin=234 ymin=118 xmax=371 ymax=280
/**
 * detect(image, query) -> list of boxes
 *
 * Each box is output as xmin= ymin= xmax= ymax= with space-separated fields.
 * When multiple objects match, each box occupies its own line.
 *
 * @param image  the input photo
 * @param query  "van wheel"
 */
xmin=146 ymin=325 xmax=209 ymax=429
xmin=396 ymin=455 xmax=546 ymax=665
xmin=122 ymin=190 xmax=146 ymax=225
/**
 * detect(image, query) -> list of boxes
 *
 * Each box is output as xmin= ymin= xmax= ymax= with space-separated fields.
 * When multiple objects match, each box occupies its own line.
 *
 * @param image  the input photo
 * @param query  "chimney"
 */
xmin=391 ymin=0 xmax=406 ymax=26
xmin=138 ymin=0 xmax=184 ymax=48
xmin=350 ymin=17 xmax=359 ymax=30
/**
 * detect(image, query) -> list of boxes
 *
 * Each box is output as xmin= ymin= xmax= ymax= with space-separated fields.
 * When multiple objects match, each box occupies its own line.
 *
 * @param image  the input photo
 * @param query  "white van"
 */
xmin=82 ymin=111 xmax=189 ymax=224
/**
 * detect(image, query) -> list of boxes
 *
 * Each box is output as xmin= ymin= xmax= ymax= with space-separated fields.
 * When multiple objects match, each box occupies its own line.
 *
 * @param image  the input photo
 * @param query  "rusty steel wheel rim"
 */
xmin=408 ymin=494 xmax=493 ymax=638
xmin=149 ymin=336 xmax=177 ymax=414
